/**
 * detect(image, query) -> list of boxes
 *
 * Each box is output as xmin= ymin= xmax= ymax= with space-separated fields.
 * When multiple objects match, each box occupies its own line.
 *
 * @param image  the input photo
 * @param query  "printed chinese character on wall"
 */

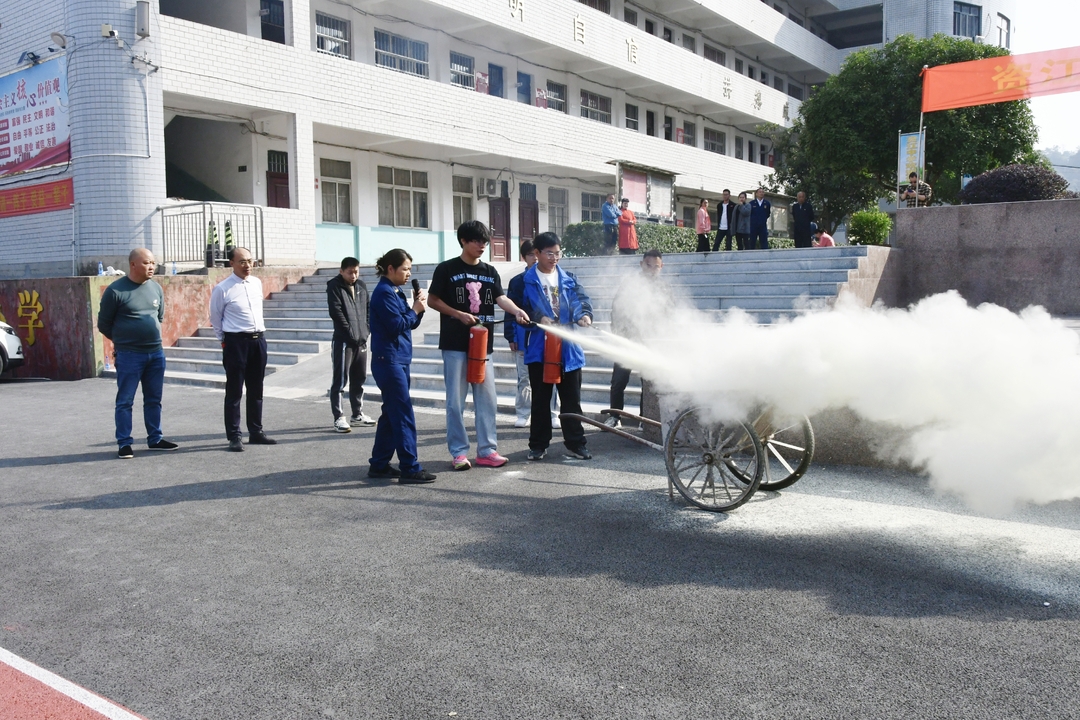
xmin=626 ymin=37 xmax=638 ymax=64
xmin=17 ymin=290 xmax=44 ymax=345
xmin=573 ymin=15 xmax=586 ymax=44
xmin=509 ymin=0 xmax=524 ymax=21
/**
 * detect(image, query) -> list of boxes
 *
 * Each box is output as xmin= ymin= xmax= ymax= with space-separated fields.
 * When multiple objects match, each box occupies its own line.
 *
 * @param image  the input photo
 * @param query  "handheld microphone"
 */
xmin=411 ymin=278 xmax=421 ymax=300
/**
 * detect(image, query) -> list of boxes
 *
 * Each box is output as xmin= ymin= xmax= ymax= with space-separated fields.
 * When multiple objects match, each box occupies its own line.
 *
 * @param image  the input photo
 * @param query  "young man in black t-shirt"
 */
xmin=428 ymin=220 xmax=531 ymax=471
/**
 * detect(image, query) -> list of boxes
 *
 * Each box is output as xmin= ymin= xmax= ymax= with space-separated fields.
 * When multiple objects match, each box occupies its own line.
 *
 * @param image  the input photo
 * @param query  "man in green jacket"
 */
xmin=97 ymin=248 xmax=179 ymax=459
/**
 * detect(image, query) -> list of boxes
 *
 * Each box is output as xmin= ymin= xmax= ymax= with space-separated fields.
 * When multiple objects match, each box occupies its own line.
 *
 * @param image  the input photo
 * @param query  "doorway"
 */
xmin=266 ymin=150 xmax=290 ymax=208
xmin=518 ymin=183 xmax=538 ymax=246
xmin=488 ymin=197 xmax=510 ymax=261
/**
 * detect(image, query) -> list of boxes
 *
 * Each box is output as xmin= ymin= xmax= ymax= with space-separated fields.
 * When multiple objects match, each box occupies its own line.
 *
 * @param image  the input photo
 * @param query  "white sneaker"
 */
xmin=351 ymin=413 xmax=376 ymax=427
xmin=551 ymin=416 xmax=561 ymax=429
xmin=334 ymin=416 xmax=351 ymax=433
xmin=514 ymin=417 xmax=529 ymax=428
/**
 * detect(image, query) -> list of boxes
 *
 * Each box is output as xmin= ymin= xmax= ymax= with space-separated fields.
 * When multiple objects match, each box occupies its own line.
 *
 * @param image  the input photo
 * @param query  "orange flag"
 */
xmin=921 ymin=46 xmax=1080 ymax=112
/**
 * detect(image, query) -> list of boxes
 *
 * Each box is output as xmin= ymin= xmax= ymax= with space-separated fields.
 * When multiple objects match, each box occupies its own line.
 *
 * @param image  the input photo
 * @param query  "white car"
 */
xmin=0 ymin=320 xmax=25 ymax=373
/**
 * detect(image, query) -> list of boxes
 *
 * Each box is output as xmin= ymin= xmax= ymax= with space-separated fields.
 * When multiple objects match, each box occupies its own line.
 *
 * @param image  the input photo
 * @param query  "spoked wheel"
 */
xmin=664 ymin=409 xmax=765 ymax=512
xmin=753 ymin=413 xmax=815 ymax=491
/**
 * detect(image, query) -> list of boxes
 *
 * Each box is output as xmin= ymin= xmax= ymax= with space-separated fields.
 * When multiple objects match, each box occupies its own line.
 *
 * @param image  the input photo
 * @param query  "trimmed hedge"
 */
xmin=846 ymin=208 xmax=892 ymax=246
xmin=559 ymin=221 xmax=793 ymax=256
xmin=958 ymin=164 xmax=1073 ymax=204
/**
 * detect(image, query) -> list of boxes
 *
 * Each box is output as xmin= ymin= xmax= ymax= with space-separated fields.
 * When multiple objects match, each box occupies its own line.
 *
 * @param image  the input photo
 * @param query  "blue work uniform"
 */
xmin=748 ymin=197 xmax=771 ymax=250
xmin=368 ymin=277 xmax=425 ymax=473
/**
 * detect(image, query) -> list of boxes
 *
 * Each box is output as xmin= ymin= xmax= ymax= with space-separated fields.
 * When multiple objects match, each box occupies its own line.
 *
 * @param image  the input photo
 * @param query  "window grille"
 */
xmin=316 ymin=13 xmax=350 ymax=58
xmin=704 ymin=128 xmax=726 ymax=155
xmin=581 ymin=193 xmax=605 ymax=222
xmin=546 ymin=81 xmax=567 ymax=113
xmin=374 ymin=29 xmax=429 ymax=78
xmin=580 ymin=90 xmax=612 ymax=124
xmin=450 ymin=52 xmax=475 ymax=89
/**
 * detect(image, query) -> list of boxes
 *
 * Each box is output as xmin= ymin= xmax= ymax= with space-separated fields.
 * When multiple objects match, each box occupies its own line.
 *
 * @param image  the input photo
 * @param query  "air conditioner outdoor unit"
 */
xmin=486 ymin=178 xmax=498 ymax=197
xmin=478 ymin=178 xmax=497 ymax=198
xmin=476 ymin=177 xmax=489 ymax=198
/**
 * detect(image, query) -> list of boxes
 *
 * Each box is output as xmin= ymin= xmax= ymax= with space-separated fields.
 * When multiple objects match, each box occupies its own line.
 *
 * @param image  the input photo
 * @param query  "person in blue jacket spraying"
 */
xmin=520 ymin=232 xmax=594 ymax=461
xmin=366 ymin=248 xmax=436 ymax=484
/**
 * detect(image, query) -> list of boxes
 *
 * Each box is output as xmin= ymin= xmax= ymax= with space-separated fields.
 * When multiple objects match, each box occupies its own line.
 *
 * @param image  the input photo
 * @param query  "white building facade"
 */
xmin=0 ymin=0 xmax=1015 ymax=277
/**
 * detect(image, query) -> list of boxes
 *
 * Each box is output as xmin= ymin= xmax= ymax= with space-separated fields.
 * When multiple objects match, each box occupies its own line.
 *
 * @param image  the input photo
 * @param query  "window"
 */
xmin=581 ymin=193 xmax=605 ymax=222
xmin=517 ymin=72 xmax=532 ymax=104
xmin=735 ymin=136 xmax=744 ymax=160
xmin=760 ymin=71 xmax=769 ymax=85
xmin=452 ymin=175 xmax=473 ymax=229
xmin=774 ymin=76 xmax=784 ymax=91
xmin=645 ymin=19 xmax=655 ymax=35
xmin=546 ymin=81 xmax=567 ymax=113
xmin=704 ymin=128 xmax=726 ymax=154
xmin=788 ymin=84 xmax=804 ymax=101
xmin=774 ymin=3 xmax=783 ymax=11
xmin=261 ymin=0 xmax=285 ymax=44
xmin=624 ymin=8 xmax=638 ymax=25
xmin=664 ymin=115 xmax=673 ymax=141
xmin=646 ymin=110 xmax=656 ymax=136
xmin=320 ymin=159 xmax=351 ymax=224
xmin=663 ymin=27 xmax=673 ymax=43
xmin=997 ymin=13 xmax=1010 ymax=49
xmin=375 ymin=30 xmax=429 ymax=78
xmin=625 ymin=104 xmax=639 ymax=131
xmin=450 ymin=52 xmax=475 ymax=89
xmin=682 ymin=121 xmax=696 ymax=147
xmin=377 ymin=166 xmax=428 ymax=229
xmin=316 ymin=13 xmax=350 ymax=58
xmin=704 ymin=44 xmax=726 ymax=66
xmin=748 ymin=65 xmax=756 ymax=80
xmin=735 ymin=59 xmax=744 ymax=73
xmin=682 ymin=35 xmax=696 ymax=53
xmin=682 ymin=206 xmax=695 ymax=228
xmin=577 ymin=0 xmax=611 ymax=12
xmin=953 ymin=2 xmax=981 ymax=39
xmin=760 ymin=146 xmax=769 ymax=165
xmin=580 ymin=90 xmax=612 ymax=124
xmin=788 ymin=12 xmax=803 ymax=26
xmin=488 ymin=63 xmax=504 ymax=97
xmin=748 ymin=141 xmax=755 ymax=163
xmin=548 ymin=188 xmax=568 ymax=237
xmin=267 ymin=150 xmax=288 ymax=174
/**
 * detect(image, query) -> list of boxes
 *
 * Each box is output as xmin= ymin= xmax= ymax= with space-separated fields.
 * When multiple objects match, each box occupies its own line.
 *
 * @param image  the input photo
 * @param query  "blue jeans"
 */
xmin=114 ymin=349 xmax=166 ymax=448
xmin=442 ymin=349 xmax=498 ymax=459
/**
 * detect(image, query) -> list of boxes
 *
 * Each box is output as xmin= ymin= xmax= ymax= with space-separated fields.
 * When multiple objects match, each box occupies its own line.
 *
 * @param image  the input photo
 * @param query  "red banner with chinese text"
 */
xmin=0 ymin=178 xmax=73 ymax=219
xmin=922 ymin=46 xmax=1080 ymax=112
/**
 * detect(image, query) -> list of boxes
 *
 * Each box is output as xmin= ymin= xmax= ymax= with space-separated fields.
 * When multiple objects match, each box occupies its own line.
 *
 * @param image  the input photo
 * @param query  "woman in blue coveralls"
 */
xmin=520 ymin=232 xmax=594 ymax=461
xmin=367 ymin=249 xmax=437 ymax=484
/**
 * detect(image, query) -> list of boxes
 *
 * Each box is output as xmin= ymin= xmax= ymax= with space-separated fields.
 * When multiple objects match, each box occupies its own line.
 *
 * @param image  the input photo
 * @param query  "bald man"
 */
xmin=97 ymin=248 xmax=179 ymax=459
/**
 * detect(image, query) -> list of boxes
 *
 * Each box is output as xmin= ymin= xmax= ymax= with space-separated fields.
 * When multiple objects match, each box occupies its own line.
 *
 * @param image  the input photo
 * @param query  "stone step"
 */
xmin=166 ymin=346 xmax=306 ymax=365
xmin=264 ymin=317 xmax=336 ymax=330
xmin=193 ymin=326 xmax=334 ymax=342
xmin=164 ymin=357 xmax=293 ymax=375
xmin=176 ymin=336 xmax=328 ymax=354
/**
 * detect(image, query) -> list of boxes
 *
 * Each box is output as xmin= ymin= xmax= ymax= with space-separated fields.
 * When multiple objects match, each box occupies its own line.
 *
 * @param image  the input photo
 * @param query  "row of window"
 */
xmin=320 ymin=160 xmax=611 ymax=234
xmin=952 ymin=3 xmax=1011 ymax=48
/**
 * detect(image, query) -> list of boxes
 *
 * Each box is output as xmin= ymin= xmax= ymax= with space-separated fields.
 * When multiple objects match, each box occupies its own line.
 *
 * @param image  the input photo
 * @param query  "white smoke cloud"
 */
xmin=554 ymin=286 xmax=1080 ymax=512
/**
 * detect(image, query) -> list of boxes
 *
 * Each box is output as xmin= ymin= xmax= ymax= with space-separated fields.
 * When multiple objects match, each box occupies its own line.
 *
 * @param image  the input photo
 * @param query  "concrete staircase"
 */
xmin=148 ymin=246 xmax=890 ymax=415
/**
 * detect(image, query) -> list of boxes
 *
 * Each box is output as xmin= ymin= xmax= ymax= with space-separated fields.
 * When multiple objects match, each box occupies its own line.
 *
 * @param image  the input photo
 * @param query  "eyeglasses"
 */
xmin=467 ymin=238 xmax=490 ymax=245
xmin=542 ymin=251 xmax=562 ymax=259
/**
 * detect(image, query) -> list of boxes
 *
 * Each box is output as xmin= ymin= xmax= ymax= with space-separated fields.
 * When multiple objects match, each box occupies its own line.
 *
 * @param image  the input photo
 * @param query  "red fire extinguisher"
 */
xmin=542 ymin=329 xmax=562 ymax=384
xmin=467 ymin=325 xmax=488 ymax=384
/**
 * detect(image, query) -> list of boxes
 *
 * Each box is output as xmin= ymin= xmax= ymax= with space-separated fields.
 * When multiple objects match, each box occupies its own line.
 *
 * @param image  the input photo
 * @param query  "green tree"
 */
xmin=764 ymin=34 xmax=1040 ymax=215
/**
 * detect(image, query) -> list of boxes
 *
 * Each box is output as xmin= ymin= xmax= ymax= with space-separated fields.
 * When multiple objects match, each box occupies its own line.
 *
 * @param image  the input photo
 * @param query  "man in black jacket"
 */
xmin=327 ymin=256 xmax=374 ymax=432
xmin=791 ymin=191 xmax=815 ymax=248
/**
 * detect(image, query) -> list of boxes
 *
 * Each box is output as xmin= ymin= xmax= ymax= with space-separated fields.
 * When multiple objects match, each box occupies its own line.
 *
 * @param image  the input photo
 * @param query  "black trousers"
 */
xmin=330 ymin=339 xmax=368 ymax=419
xmin=735 ymin=233 xmax=748 ymax=251
xmin=609 ymin=363 xmax=632 ymax=411
xmin=603 ymin=225 xmax=618 ymax=254
xmin=793 ymin=232 xmax=812 ymax=249
xmin=223 ymin=332 xmax=267 ymax=440
xmin=713 ymin=228 xmax=733 ymax=251
xmin=528 ymin=363 xmax=585 ymax=452
xmin=696 ymin=233 xmax=710 ymax=252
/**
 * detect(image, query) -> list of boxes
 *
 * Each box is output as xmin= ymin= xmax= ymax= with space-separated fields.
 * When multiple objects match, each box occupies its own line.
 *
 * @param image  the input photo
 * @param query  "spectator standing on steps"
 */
xmin=791 ymin=191 xmax=815 ymax=249
xmin=367 ymin=248 xmax=436 ymax=484
xmin=733 ymin=192 xmax=752 ymax=251
xmin=605 ymin=249 xmax=667 ymax=428
xmin=210 ymin=246 xmax=276 ymax=452
xmin=504 ymin=239 xmax=559 ymax=429
xmin=617 ymin=198 xmax=639 ymax=256
xmin=748 ymin=188 xmax=772 ymax=250
xmin=428 ymin=220 xmax=531 ymax=472
xmin=601 ymin=194 xmax=620 ymax=255
xmin=520 ymin=232 xmax=594 ymax=461
xmin=713 ymin=189 xmax=735 ymax=252
xmin=695 ymin=199 xmax=711 ymax=252
xmin=327 ymin=256 xmax=375 ymax=433
xmin=97 ymin=248 xmax=179 ymax=460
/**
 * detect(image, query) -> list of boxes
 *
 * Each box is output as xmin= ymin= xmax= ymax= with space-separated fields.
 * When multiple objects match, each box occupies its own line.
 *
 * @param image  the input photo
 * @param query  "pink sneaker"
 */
xmin=475 ymin=452 xmax=509 ymax=468
xmin=452 ymin=455 xmax=471 ymax=471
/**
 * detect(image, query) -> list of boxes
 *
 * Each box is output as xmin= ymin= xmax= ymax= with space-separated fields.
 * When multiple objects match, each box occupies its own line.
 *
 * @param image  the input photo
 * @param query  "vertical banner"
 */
xmin=897 ymin=131 xmax=925 ymax=185
xmin=0 ymin=57 xmax=71 ymax=178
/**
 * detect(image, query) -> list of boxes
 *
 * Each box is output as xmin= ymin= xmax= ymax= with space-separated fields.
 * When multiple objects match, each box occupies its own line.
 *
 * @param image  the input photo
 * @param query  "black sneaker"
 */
xmin=527 ymin=448 xmax=546 ymax=461
xmin=228 ymin=438 xmax=244 ymax=452
xmin=368 ymin=465 xmax=402 ymax=479
xmin=399 ymin=470 xmax=437 ymax=484
xmin=149 ymin=439 xmax=179 ymax=451
xmin=248 ymin=434 xmax=277 ymax=445
xmin=566 ymin=446 xmax=592 ymax=460
xmin=118 ymin=445 xmax=134 ymax=459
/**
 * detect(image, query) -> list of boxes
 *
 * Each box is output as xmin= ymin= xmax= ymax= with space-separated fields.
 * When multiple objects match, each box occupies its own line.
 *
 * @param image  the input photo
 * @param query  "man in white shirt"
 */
xmin=713 ymin=189 xmax=734 ymax=251
xmin=210 ymin=247 xmax=276 ymax=452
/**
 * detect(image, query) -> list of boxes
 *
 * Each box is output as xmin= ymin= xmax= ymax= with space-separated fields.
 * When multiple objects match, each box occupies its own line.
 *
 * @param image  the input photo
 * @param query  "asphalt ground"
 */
xmin=1 ymin=378 xmax=1079 ymax=719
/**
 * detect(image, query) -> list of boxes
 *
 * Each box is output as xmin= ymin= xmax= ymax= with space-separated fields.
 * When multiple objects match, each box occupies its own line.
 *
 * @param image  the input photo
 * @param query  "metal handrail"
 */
xmin=158 ymin=202 xmax=265 ymax=266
